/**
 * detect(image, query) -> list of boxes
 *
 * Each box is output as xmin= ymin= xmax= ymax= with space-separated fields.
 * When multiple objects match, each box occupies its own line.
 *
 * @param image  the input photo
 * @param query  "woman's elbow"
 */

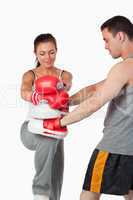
xmin=21 ymin=91 xmax=32 ymax=102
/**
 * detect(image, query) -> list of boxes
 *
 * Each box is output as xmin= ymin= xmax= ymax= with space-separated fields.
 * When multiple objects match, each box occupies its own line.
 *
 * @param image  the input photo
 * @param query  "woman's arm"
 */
xmin=62 ymin=70 xmax=73 ymax=91
xmin=21 ymin=70 xmax=34 ymax=102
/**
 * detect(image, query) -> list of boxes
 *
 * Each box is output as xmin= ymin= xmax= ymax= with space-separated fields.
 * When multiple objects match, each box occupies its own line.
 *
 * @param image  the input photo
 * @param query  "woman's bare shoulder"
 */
xmin=55 ymin=67 xmax=73 ymax=80
xmin=22 ymin=68 xmax=35 ymax=82
xmin=56 ymin=67 xmax=73 ymax=91
xmin=62 ymin=70 xmax=73 ymax=83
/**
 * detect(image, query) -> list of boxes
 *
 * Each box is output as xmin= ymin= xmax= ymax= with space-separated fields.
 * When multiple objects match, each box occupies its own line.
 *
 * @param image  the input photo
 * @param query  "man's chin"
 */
xmin=111 ymin=54 xmax=119 ymax=59
xmin=108 ymin=51 xmax=119 ymax=59
xmin=113 ymin=56 xmax=120 ymax=59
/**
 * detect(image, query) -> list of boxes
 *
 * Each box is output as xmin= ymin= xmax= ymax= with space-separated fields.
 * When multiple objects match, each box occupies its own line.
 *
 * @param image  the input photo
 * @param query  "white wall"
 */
xmin=0 ymin=0 xmax=132 ymax=199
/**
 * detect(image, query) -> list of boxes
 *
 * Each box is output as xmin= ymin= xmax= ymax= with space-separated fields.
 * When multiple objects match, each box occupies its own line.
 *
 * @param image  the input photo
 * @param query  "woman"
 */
xmin=20 ymin=33 xmax=72 ymax=200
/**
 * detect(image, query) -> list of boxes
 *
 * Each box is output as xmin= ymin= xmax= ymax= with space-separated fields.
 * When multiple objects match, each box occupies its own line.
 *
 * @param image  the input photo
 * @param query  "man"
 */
xmin=60 ymin=16 xmax=133 ymax=199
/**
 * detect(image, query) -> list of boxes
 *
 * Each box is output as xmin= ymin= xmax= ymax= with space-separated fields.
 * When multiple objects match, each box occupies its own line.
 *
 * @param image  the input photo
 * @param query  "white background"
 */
xmin=0 ymin=0 xmax=132 ymax=199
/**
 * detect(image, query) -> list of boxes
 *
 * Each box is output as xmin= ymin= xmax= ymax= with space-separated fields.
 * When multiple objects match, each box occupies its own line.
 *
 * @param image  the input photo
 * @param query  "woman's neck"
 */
xmin=35 ymin=66 xmax=59 ymax=77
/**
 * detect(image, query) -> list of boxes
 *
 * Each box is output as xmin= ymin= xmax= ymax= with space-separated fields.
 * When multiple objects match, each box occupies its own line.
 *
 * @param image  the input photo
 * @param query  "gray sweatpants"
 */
xmin=20 ymin=121 xmax=64 ymax=200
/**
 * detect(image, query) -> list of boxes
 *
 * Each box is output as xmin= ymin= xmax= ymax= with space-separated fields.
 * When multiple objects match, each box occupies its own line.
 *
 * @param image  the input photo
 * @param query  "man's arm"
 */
xmin=69 ymin=80 xmax=105 ymax=106
xmin=61 ymin=62 xmax=130 ymax=126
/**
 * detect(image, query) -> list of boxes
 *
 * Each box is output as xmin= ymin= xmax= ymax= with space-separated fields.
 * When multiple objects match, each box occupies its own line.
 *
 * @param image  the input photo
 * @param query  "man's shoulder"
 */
xmin=109 ymin=60 xmax=133 ymax=76
xmin=104 ymin=60 xmax=133 ymax=90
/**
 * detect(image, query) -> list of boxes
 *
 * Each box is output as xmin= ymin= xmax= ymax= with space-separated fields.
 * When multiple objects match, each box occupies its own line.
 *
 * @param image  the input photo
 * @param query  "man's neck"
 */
xmin=121 ymin=41 xmax=133 ymax=60
xmin=123 ymin=53 xmax=133 ymax=60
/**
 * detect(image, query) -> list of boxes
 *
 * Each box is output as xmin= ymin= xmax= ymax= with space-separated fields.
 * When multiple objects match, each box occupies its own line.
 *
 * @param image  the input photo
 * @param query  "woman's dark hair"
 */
xmin=34 ymin=33 xmax=57 ymax=67
xmin=101 ymin=16 xmax=133 ymax=40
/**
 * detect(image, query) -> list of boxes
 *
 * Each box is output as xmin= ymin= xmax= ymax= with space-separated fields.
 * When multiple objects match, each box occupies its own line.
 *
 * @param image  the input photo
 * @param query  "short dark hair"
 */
xmin=101 ymin=16 xmax=133 ymax=40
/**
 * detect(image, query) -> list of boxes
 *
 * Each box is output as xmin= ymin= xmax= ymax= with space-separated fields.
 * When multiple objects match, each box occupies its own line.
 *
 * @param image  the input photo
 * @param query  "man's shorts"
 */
xmin=83 ymin=149 xmax=133 ymax=195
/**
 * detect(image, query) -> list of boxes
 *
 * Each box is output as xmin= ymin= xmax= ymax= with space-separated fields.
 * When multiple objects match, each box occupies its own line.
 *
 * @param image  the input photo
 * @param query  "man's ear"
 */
xmin=116 ymin=31 xmax=126 ymax=43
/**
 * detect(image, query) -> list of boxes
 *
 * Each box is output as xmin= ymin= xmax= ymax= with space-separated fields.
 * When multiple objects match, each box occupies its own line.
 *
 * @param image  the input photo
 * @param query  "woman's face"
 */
xmin=35 ymin=41 xmax=57 ymax=68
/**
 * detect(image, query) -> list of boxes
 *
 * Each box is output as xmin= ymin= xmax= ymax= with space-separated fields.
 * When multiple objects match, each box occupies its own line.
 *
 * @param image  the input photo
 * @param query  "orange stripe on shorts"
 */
xmin=90 ymin=151 xmax=109 ymax=193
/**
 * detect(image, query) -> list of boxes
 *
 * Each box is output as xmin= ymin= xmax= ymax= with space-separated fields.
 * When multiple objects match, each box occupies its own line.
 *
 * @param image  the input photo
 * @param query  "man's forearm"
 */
xmin=69 ymin=85 xmax=95 ymax=106
xmin=64 ymin=79 xmax=106 ymax=125
xmin=69 ymin=80 xmax=105 ymax=106
xmin=61 ymin=94 xmax=102 ymax=126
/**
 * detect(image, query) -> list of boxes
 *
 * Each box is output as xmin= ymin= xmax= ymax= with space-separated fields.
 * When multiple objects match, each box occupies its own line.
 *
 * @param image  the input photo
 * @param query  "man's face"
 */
xmin=102 ymin=28 xmax=122 ymax=59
